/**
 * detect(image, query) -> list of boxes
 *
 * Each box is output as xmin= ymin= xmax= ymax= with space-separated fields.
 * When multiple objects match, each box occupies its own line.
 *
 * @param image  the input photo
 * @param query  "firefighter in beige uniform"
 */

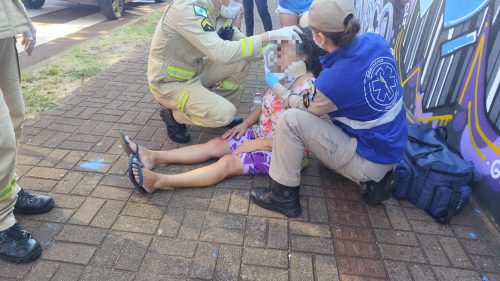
xmin=148 ymin=0 xmax=303 ymax=143
xmin=0 ymin=0 xmax=55 ymax=263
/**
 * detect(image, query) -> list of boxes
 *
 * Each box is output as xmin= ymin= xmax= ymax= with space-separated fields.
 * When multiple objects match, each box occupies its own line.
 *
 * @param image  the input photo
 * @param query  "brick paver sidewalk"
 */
xmin=4 ymin=1 xmax=500 ymax=280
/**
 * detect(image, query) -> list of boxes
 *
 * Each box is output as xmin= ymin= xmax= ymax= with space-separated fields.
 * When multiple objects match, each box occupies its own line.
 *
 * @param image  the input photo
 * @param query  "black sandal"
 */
xmin=128 ymin=154 xmax=147 ymax=194
xmin=118 ymin=130 xmax=140 ymax=156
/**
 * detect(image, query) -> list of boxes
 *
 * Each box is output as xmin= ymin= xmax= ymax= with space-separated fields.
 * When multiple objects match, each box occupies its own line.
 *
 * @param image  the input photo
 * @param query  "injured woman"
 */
xmin=120 ymin=27 xmax=325 ymax=193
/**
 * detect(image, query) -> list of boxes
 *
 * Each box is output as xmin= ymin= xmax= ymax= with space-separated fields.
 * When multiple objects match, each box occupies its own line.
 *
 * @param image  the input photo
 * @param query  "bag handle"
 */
xmin=437 ymin=182 xmax=464 ymax=224
xmin=435 ymin=126 xmax=448 ymax=142
xmin=408 ymin=136 xmax=444 ymax=160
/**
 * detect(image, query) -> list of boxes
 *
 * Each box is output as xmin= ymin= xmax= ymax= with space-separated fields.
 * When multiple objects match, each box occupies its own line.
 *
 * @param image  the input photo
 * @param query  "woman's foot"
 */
xmin=124 ymin=136 xmax=155 ymax=170
xmin=131 ymin=158 xmax=172 ymax=192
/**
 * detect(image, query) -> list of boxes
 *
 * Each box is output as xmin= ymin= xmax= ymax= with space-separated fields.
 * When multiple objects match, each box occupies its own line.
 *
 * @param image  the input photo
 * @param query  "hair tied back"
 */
xmin=343 ymin=14 xmax=354 ymax=27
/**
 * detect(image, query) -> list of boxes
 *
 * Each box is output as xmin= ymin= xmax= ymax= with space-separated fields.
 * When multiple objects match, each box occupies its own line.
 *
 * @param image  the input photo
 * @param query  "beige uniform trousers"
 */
xmin=270 ymin=109 xmax=395 ymax=187
xmin=0 ymin=37 xmax=23 ymax=231
xmin=152 ymin=58 xmax=250 ymax=128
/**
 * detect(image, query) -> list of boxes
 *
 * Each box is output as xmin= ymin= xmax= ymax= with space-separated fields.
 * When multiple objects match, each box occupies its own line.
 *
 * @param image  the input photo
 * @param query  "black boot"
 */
xmin=14 ymin=189 xmax=54 ymax=215
xmin=361 ymin=170 xmax=398 ymax=206
xmin=226 ymin=116 xmax=243 ymax=128
xmin=0 ymin=223 xmax=42 ymax=263
xmin=250 ymin=179 xmax=301 ymax=217
xmin=160 ymin=108 xmax=191 ymax=143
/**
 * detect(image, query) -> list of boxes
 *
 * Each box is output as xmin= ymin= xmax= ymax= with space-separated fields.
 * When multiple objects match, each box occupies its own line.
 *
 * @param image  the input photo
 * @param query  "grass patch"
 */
xmin=22 ymin=9 xmax=164 ymax=118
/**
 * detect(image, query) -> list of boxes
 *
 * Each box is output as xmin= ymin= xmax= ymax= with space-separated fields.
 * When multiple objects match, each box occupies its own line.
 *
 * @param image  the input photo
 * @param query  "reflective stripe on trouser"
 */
xmin=166 ymin=66 xmax=196 ymax=81
xmin=269 ymin=109 xmax=394 ymax=187
xmin=0 ymin=177 xmax=20 ymax=231
xmin=0 ymin=37 xmax=23 ymax=231
xmin=220 ymin=80 xmax=239 ymax=91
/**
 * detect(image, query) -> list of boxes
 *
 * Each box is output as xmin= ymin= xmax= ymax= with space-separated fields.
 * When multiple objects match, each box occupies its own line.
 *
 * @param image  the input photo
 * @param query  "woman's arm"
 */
xmin=222 ymin=104 xmax=262 ymax=139
xmin=244 ymin=104 xmax=262 ymax=127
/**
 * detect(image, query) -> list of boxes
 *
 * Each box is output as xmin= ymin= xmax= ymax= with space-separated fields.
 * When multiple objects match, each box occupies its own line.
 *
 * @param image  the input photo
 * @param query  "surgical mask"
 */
xmin=312 ymin=32 xmax=325 ymax=49
xmin=220 ymin=0 xmax=242 ymax=19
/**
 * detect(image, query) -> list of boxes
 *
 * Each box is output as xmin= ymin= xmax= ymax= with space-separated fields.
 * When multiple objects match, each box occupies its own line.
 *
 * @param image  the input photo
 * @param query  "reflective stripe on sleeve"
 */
xmin=240 ymin=38 xmax=253 ymax=58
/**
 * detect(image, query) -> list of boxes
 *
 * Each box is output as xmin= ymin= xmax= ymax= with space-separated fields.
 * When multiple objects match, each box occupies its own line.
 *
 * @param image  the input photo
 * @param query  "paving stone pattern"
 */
xmin=7 ymin=1 xmax=500 ymax=280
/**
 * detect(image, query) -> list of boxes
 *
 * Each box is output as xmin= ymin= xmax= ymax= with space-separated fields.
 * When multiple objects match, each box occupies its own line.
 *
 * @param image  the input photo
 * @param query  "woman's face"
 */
xmin=276 ymin=40 xmax=299 ymax=72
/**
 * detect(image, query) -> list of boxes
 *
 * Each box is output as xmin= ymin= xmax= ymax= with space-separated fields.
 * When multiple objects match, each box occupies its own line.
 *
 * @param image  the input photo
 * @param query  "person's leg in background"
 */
xmin=255 ymin=0 xmax=273 ymax=32
xmin=0 ymin=37 xmax=50 ymax=263
xmin=243 ymin=0 xmax=255 ymax=36
xmin=279 ymin=13 xmax=299 ymax=27
xmin=0 ymin=36 xmax=54 ymax=215
xmin=277 ymin=5 xmax=300 ymax=27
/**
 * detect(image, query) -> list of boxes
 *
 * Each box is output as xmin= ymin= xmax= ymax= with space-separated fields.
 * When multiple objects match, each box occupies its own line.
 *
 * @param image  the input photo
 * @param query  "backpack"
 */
xmin=392 ymin=124 xmax=480 ymax=224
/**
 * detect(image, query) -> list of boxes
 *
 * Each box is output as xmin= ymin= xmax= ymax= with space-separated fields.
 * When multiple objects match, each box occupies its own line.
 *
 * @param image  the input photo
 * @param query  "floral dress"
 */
xmin=228 ymin=76 xmax=314 ymax=175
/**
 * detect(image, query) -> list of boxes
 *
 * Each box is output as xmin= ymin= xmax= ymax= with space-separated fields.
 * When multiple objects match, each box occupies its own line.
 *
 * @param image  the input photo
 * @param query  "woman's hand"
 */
xmin=222 ymin=122 xmax=248 ymax=140
xmin=233 ymin=139 xmax=272 ymax=154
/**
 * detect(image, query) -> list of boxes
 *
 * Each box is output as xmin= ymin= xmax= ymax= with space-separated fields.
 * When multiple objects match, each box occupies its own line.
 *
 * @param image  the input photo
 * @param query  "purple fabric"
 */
xmin=228 ymin=128 xmax=272 ymax=175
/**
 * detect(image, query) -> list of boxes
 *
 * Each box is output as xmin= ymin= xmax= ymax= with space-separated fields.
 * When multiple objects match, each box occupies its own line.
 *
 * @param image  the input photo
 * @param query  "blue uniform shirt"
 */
xmin=314 ymin=33 xmax=408 ymax=164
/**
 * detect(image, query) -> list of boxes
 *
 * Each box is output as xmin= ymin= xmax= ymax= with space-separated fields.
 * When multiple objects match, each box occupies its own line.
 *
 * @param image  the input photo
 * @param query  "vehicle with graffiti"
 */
xmin=354 ymin=0 xmax=499 ymax=222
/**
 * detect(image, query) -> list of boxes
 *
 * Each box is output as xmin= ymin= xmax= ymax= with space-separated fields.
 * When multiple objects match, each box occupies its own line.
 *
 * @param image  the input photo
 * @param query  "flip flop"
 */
xmin=118 ymin=130 xmax=139 ymax=157
xmin=128 ymin=154 xmax=147 ymax=194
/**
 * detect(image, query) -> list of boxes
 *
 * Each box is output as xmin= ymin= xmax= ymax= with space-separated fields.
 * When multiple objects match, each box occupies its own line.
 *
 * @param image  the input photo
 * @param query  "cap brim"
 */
xmin=299 ymin=11 xmax=310 ymax=28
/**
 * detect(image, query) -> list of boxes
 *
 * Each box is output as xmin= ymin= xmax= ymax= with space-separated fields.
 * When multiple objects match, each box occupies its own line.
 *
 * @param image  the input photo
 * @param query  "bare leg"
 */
xmin=279 ymin=13 xmax=299 ymax=27
xmin=132 ymin=155 xmax=244 ymax=191
xmin=127 ymin=136 xmax=232 ymax=169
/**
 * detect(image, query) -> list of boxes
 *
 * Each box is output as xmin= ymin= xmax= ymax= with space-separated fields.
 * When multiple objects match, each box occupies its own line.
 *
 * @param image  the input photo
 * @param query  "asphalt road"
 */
xmin=19 ymin=0 xmax=167 ymax=70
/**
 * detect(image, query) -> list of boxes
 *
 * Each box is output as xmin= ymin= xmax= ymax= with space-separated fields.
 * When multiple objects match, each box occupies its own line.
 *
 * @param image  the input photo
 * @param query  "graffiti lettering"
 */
xmin=492 ymin=160 xmax=500 ymax=180
xmin=355 ymin=0 xmax=500 ymax=218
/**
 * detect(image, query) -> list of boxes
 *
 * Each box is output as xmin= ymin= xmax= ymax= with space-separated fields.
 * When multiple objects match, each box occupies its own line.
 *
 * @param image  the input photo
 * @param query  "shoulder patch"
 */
xmin=193 ymin=5 xmax=208 ymax=17
xmin=302 ymin=87 xmax=316 ymax=108
xmin=201 ymin=17 xmax=215 ymax=32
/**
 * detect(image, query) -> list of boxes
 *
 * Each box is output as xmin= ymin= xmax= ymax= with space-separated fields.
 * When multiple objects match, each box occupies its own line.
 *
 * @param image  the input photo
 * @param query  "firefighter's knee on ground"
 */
xmin=209 ymin=102 xmax=237 ymax=127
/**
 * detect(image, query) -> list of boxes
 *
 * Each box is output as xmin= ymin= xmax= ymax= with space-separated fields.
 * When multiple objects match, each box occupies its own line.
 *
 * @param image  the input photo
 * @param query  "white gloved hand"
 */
xmin=22 ymin=23 xmax=36 ymax=56
xmin=267 ymin=25 xmax=303 ymax=43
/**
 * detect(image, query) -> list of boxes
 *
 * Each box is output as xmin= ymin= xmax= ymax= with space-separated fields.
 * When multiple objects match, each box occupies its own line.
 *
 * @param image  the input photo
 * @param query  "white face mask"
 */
xmin=220 ymin=0 xmax=242 ymax=19
xmin=313 ymin=33 xmax=325 ymax=49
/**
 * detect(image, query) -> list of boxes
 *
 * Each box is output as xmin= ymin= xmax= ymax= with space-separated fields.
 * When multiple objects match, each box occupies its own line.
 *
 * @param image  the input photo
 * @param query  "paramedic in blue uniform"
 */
xmin=250 ymin=0 xmax=408 ymax=217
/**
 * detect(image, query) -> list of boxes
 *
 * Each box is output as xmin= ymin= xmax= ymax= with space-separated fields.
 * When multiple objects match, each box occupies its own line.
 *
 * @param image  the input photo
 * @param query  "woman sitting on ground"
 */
xmin=120 ymin=28 xmax=324 ymax=193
